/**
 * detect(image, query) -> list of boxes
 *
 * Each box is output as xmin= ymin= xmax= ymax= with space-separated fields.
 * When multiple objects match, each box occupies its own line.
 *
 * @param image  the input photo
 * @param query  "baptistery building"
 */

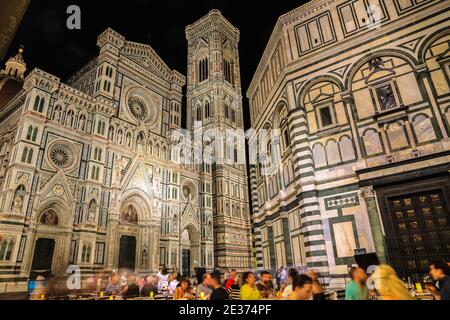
xmin=247 ymin=0 xmax=450 ymax=288
xmin=0 ymin=10 xmax=252 ymax=294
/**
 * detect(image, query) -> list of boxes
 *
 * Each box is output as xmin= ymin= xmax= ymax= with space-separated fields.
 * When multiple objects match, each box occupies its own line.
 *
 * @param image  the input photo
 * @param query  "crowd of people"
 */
xmin=29 ymin=260 xmax=450 ymax=300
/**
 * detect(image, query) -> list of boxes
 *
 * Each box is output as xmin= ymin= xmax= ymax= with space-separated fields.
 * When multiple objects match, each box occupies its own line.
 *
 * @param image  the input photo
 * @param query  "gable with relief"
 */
xmin=122 ymin=160 xmax=154 ymax=198
xmin=38 ymin=171 xmax=74 ymax=209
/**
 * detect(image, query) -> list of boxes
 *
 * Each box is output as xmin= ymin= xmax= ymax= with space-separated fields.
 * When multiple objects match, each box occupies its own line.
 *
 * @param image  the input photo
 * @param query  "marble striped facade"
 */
xmin=247 ymin=0 xmax=450 ymax=288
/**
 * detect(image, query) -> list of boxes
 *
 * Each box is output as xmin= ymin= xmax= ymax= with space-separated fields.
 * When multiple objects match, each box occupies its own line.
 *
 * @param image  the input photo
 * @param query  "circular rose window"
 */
xmin=128 ymin=96 xmax=149 ymax=122
xmin=48 ymin=142 xmax=75 ymax=170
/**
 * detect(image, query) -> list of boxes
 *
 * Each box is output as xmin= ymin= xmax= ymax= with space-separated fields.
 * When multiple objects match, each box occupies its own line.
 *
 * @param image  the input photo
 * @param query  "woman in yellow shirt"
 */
xmin=240 ymin=272 xmax=262 ymax=300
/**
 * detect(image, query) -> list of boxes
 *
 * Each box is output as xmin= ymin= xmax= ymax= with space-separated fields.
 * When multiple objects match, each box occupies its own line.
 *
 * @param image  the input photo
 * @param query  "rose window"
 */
xmin=48 ymin=142 xmax=75 ymax=170
xmin=128 ymin=96 xmax=148 ymax=122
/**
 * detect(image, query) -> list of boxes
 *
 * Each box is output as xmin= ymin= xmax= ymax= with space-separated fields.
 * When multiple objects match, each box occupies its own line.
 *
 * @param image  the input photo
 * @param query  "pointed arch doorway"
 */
xmin=180 ymin=226 xmax=200 ymax=277
xmin=118 ymin=235 xmax=137 ymax=273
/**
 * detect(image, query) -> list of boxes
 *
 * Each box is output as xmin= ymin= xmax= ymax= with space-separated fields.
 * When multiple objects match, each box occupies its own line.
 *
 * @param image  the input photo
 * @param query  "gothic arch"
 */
xmin=120 ymin=189 xmax=154 ymax=222
xmin=35 ymin=200 xmax=72 ymax=228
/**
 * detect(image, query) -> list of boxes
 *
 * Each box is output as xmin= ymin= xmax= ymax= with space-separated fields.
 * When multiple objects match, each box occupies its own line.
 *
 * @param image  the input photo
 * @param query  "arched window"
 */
xmin=21 ymin=147 xmax=33 ymax=164
xmin=0 ymin=239 xmax=15 ymax=261
xmin=231 ymin=108 xmax=236 ymax=123
xmin=97 ymin=120 xmax=105 ymax=135
xmin=81 ymin=244 xmax=91 ymax=263
xmin=26 ymin=126 xmax=38 ymax=142
xmin=198 ymin=57 xmax=209 ymax=83
xmin=224 ymin=58 xmax=233 ymax=84
xmin=204 ymin=102 xmax=210 ymax=119
xmin=197 ymin=106 xmax=202 ymax=121
xmin=33 ymin=96 xmax=45 ymax=112
xmin=224 ymin=102 xmax=230 ymax=119
xmin=33 ymin=96 xmax=40 ymax=111
xmin=137 ymin=132 xmax=145 ymax=152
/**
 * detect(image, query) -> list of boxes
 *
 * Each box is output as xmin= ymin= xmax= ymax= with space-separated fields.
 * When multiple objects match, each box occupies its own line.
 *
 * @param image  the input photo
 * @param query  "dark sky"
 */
xmin=5 ymin=0 xmax=305 ymax=129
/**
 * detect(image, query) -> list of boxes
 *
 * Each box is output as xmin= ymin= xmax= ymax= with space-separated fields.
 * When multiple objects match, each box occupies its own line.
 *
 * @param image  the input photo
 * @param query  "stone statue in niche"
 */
xmin=11 ymin=185 xmax=26 ymax=212
xmin=142 ymin=245 xmax=148 ymax=267
xmin=173 ymin=214 xmax=178 ymax=233
xmin=87 ymin=200 xmax=96 ymax=222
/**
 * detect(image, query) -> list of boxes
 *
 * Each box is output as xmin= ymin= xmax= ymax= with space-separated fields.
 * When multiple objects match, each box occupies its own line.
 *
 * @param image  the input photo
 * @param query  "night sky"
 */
xmin=5 ymin=0 xmax=306 ymax=129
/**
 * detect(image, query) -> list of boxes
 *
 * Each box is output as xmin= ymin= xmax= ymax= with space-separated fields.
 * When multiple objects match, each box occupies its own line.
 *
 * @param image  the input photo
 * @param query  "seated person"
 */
xmin=105 ymin=275 xmax=122 ymax=296
xmin=174 ymin=278 xmax=193 ymax=300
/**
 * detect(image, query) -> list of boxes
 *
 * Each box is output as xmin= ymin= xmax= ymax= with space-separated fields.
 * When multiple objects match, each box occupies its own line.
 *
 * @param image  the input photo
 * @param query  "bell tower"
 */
xmin=186 ymin=10 xmax=252 ymax=271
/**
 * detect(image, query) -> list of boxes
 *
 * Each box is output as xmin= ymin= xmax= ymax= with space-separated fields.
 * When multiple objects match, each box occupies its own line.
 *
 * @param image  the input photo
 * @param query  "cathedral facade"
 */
xmin=0 ymin=10 xmax=251 ymax=294
xmin=247 ymin=0 xmax=450 ymax=288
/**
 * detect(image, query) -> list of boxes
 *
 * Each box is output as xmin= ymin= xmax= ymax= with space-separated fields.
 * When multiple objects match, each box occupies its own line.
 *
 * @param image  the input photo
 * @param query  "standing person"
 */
xmin=282 ymin=268 xmax=299 ymax=299
xmin=256 ymin=270 xmax=276 ymax=299
xmin=275 ymin=267 xmax=282 ymax=291
xmin=279 ymin=266 xmax=287 ymax=289
xmin=228 ymin=273 xmax=242 ymax=300
xmin=157 ymin=267 xmax=169 ymax=293
xmin=174 ymin=278 xmax=193 ymax=300
xmin=240 ymin=272 xmax=262 ymax=300
xmin=210 ymin=271 xmax=229 ymax=300
xmin=345 ymin=267 xmax=369 ymax=300
xmin=370 ymin=265 xmax=414 ymax=300
xmin=197 ymin=273 xmax=213 ymax=299
xmin=427 ymin=260 xmax=450 ymax=300
xmin=225 ymin=269 xmax=237 ymax=289
xmin=289 ymin=275 xmax=313 ymax=300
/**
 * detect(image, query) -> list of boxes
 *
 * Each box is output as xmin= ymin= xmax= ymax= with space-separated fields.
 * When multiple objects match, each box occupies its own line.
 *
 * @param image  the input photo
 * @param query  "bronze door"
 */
xmin=386 ymin=190 xmax=450 ymax=280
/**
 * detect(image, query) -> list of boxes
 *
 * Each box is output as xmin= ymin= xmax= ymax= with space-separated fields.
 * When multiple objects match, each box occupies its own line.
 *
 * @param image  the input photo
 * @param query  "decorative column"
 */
xmin=361 ymin=186 xmax=387 ymax=264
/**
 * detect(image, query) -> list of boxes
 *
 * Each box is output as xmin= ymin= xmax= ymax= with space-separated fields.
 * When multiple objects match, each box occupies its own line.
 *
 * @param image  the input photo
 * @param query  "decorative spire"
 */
xmin=2 ymin=45 xmax=27 ymax=80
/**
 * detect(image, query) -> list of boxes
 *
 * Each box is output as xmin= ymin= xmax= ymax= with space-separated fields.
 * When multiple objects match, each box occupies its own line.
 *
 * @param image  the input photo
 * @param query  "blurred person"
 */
xmin=345 ymin=267 xmax=369 ymax=300
xmin=106 ymin=274 xmax=122 ymax=296
xmin=122 ymin=275 xmax=140 ymax=299
xmin=29 ymin=274 xmax=47 ymax=300
xmin=138 ymin=277 xmax=146 ymax=296
xmin=225 ymin=269 xmax=237 ymax=289
xmin=279 ymin=266 xmax=287 ymax=288
xmin=289 ymin=274 xmax=313 ymax=300
xmin=240 ymin=271 xmax=262 ymax=300
xmin=256 ymin=270 xmax=275 ymax=299
xmin=370 ymin=265 xmax=414 ymax=300
xmin=174 ymin=278 xmax=193 ymax=300
xmin=143 ymin=275 xmax=158 ymax=296
xmin=120 ymin=271 xmax=128 ymax=289
xmin=197 ymin=273 xmax=213 ymax=298
xmin=306 ymin=269 xmax=324 ymax=300
xmin=157 ymin=267 xmax=169 ymax=293
xmin=168 ymin=272 xmax=181 ymax=295
xmin=228 ymin=273 xmax=242 ymax=300
xmin=427 ymin=260 xmax=450 ymax=300
xmin=282 ymin=268 xmax=299 ymax=299
xmin=210 ymin=271 xmax=229 ymax=300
